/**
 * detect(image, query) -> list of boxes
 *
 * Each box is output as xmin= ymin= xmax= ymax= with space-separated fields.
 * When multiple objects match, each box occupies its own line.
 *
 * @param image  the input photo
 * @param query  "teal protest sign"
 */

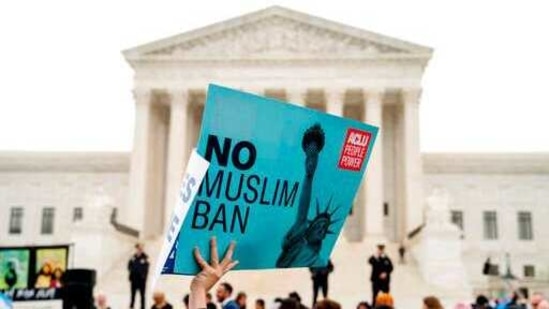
xmin=162 ymin=84 xmax=378 ymax=275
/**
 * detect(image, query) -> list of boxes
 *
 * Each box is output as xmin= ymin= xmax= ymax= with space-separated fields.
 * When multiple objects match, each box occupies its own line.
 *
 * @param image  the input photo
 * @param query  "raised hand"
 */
xmin=190 ymin=237 xmax=239 ymax=293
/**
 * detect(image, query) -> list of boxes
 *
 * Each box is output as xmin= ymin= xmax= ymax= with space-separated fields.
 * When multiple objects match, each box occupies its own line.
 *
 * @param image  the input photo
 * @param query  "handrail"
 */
xmin=407 ymin=223 xmax=425 ymax=240
xmin=110 ymin=208 xmax=140 ymax=238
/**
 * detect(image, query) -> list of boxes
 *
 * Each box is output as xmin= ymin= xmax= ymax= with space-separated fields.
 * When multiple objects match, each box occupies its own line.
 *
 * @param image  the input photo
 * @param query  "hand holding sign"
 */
xmin=191 ymin=237 xmax=238 ymax=292
xmin=189 ymin=237 xmax=238 ymax=309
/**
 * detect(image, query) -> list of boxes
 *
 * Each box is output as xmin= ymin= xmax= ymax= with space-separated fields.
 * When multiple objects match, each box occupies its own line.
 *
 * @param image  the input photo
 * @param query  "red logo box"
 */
xmin=338 ymin=128 xmax=372 ymax=171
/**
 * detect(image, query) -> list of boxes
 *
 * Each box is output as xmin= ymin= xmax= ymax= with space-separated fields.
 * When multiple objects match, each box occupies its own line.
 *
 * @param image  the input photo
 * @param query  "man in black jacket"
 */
xmin=128 ymin=243 xmax=149 ymax=309
xmin=368 ymin=244 xmax=393 ymax=306
xmin=309 ymin=259 xmax=334 ymax=307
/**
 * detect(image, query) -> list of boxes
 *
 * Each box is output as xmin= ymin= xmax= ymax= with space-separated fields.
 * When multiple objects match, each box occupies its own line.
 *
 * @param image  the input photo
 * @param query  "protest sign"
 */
xmin=161 ymin=84 xmax=378 ymax=275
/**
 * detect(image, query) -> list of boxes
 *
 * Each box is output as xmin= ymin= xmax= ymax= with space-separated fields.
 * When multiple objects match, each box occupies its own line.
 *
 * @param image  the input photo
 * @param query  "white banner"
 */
xmin=151 ymin=149 xmax=210 ymax=290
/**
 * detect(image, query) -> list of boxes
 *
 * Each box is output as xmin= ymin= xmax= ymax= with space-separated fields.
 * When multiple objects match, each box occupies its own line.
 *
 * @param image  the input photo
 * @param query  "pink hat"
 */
xmin=454 ymin=303 xmax=471 ymax=309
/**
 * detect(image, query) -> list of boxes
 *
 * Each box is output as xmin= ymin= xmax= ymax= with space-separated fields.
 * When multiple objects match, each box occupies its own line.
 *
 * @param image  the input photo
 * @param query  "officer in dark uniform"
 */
xmin=309 ymin=259 xmax=334 ymax=307
xmin=128 ymin=242 xmax=149 ymax=309
xmin=368 ymin=244 xmax=393 ymax=306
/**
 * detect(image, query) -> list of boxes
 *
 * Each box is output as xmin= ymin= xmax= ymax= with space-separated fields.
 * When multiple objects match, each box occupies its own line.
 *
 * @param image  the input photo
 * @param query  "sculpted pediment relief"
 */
xmin=145 ymin=16 xmax=407 ymax=59
xmin=124 ymin=6 xmax=432 ymax=63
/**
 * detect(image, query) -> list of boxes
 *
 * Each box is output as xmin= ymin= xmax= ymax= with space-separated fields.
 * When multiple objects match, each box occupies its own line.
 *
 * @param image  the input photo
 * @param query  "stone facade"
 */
xmin=0 ymin=152 xmax=129 ymax=247
xmin=1 ymin=6 xmax=549 ymax=306
xmin=424 ymin=153 xmax=549 ymax=294
xmin=122 ymin=6 xmax=432 ymax=241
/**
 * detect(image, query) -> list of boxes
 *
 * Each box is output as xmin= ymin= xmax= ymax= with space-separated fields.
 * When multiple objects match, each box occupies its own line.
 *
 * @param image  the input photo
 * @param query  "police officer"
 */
xmin=128 ymin=242 xmax=149 ymax=309
xmin=310 ymin=259 xmax=334 ymax=307
xmin=368 ymin=244 xmax=393 ymax=306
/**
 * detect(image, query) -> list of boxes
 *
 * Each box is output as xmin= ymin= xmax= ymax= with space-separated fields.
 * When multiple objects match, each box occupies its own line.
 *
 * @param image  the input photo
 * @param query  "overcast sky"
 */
xmin=0 ymin=0 xmax=547 ymax=153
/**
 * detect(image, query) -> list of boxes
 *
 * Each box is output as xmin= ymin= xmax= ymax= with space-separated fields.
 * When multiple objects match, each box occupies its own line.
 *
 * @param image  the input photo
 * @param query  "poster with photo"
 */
xmin=0 ymin=245 xmax=69 ymax=302
xmin=34 ymin=248 xmax=67 ymax=289
xmin=0 ymin=249 xmax=30 ymax=290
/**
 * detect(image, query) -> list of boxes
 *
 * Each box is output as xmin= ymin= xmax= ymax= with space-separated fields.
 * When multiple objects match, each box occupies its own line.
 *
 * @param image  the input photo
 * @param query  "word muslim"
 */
xmin=189 ymin=134 xmax=300 ymax=234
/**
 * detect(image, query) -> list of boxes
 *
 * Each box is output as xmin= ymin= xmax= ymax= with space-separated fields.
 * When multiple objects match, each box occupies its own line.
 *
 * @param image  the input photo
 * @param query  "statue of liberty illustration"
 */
xmin=276 ymin=124 xmax=342 ymax=268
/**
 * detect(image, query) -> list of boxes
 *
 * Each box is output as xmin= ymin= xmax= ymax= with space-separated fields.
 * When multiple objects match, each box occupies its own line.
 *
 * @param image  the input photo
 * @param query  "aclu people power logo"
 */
xmin=338 ymin=128 xmax=372 ymax=171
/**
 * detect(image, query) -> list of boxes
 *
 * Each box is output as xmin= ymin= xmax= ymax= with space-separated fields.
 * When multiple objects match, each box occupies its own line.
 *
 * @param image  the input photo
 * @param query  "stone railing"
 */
xmin=70 ymin=197 xmax=138 ymax=280
xmin=110 ymin=208 xmax=139 ymax=238
xmin=407 ymin=223 xmax=425 ymax=240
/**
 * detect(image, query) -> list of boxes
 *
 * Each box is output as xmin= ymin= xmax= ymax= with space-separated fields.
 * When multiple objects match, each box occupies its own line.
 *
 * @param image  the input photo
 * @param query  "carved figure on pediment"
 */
xmin=147 ymin=17 xmax=402 ymax=58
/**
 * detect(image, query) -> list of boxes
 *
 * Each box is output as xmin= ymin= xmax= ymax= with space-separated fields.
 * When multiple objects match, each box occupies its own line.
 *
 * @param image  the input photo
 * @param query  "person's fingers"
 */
xmin=221 ymin=241 xmax=236 ymax=266
xmin=210 ymin=237 xmax=219 ymax=266
xmin=193 ymin=246 xmax=208 ymax=269
xmin=224 ymin=260 xmax=239 ymax=273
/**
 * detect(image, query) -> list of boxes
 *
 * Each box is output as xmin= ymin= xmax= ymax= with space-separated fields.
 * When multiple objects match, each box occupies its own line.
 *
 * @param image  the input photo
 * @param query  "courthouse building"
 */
xmin=1 ymin=6 xmax=549 ymax=306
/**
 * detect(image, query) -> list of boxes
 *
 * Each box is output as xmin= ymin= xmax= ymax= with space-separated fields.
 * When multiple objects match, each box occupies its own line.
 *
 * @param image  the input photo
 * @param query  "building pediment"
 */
xmin=123 ymin=6 xmax=432 ymax=64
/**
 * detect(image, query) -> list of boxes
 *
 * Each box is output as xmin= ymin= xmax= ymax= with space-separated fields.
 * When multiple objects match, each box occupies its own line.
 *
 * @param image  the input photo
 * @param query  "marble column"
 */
xmin=285 ymin=89 xmax=307 ymax=107
xmin=400 ymin=89 xmax=423 ymax=238
xmin=126 ymin=88 xmax=152 ymax=233
xmin=163 ymin=89 xmax=189 ymax=230
xmin=325 ymin=90 xmax=345 ymax=116
xmin=364 ymin=89 xmax=384 ymax=236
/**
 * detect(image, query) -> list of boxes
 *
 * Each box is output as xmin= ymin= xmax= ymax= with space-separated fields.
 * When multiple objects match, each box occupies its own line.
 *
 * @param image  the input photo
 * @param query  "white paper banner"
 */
xmin=151 ymin=149 xmax=210 ymax=290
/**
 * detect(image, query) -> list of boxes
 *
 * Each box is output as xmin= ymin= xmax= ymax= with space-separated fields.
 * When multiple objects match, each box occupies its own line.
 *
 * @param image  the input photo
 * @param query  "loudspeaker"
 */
xmin=518 ymin=287 xmax=529 ymax=299
xmin=61 ymin=269 xmax=96 ymax=309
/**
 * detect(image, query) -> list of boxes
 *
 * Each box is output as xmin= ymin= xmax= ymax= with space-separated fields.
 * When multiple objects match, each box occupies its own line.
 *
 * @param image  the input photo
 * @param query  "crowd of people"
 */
xmin=91 ymin=240 xmax=549 ymax=309
xmin=89 ymin=290 xmax=549 ymax=309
